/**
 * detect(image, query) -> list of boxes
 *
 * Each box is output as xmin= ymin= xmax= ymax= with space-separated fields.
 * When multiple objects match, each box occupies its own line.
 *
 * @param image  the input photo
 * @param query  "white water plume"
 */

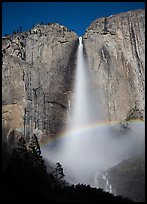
xmin=41 ymin=37 xmax=145 ymax=190
xmin=68 ymin=36 xmax=102 ymax=128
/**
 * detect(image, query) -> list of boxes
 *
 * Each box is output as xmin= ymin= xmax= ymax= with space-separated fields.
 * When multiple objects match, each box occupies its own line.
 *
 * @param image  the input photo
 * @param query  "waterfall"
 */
xmin=41 ymin=36 xmax=145 ymax=194
xmin=102 ymin=172 xmax=112 ymax=193
xmin=69 ymin=37 xmax=99 ymax=129
xmin=60 ymin=37 xmax=103 ymax=184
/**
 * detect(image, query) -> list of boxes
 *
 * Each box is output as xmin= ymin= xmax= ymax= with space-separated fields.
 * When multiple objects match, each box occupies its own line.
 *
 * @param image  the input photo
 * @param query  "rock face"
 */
xmin=2 ymin=10 xmax=145 ymax=202
xmin=97 ymin=152 xmax=145 ymax=202
xmin=83 ymin=9 xmax=145 ymax=122
xmin=2 ymin=23 xmax=78 ymax=143
xmin=2 ymin=10 xmax=145 ymax=144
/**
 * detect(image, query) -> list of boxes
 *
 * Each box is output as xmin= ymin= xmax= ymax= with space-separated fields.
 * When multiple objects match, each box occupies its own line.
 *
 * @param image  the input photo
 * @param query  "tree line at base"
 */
xmin=2 ymin=134 xmax=132 ymax=202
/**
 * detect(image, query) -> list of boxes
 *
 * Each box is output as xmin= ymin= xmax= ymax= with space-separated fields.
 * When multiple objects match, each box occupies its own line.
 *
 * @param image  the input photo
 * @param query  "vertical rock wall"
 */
xmin=83 ymin=9 xmax=145 ymax=122
xmin=2 ymin=10 xmax=145 ymax=144
xmin=2 ymin=23 xmax=78 ymax=143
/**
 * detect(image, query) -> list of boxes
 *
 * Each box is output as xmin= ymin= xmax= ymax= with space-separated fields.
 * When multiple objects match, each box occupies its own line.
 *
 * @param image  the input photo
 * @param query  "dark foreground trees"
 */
xmin=53 ymin=162 xmax=65 ymax=179
xmin=2 ymin=134 xmax=132 ymax=202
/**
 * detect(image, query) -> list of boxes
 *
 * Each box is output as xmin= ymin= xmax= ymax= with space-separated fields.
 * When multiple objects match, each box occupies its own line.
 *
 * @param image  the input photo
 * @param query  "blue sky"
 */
xmin=2 ymin=2 xmax=145 ymax=37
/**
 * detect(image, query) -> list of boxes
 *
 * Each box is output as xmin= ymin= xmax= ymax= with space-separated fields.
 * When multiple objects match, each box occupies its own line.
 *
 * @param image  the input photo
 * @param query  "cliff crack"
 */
xmin=48 ymin=101 xmax=67 ymax=109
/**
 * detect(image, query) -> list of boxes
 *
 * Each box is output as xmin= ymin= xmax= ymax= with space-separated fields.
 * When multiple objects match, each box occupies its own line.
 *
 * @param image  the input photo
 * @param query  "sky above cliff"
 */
xmin=2 ymin=2 xmax=145 ymax=37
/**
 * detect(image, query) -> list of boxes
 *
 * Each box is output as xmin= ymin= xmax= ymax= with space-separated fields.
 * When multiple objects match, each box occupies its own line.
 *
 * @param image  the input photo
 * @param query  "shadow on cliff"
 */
xmin=63 ymin=38 xmax=79 ymax=92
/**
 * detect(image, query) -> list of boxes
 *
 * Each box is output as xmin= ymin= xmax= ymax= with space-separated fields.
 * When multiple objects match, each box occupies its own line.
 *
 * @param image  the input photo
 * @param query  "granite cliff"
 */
xmin=2 ymin=9 xmax=145 ymax=202
xmin=83 ymin=9 xmax=145 ymax=122
xmin=2 ymin=23 xmax=78 ymax=144
xmin=2 ymin=9 xmax=145 ymax=144
xmin=82 ymin=9 xmax=145 ymax=202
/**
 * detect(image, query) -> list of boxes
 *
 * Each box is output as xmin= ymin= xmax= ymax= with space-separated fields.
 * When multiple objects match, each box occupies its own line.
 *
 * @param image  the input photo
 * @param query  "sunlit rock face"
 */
xmin=83 ymin=9 xmax=145 ymax=122
xmin=2 ymin=10 xmax=145 ymax=143
xmin=2 ymin=23 xmax=78 ymax=142
xmin=82 ymin=10 xmax=145 ymax=202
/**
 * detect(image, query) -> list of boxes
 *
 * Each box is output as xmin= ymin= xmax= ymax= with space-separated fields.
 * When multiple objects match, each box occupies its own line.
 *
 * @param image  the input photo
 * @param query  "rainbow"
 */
xmin=41 ymin=118 xmax=144 ymax=146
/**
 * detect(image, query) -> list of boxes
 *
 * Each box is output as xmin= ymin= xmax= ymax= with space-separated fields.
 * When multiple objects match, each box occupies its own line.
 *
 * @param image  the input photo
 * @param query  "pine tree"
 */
xmin=16 ymin=136 xmax=29 ymax=164
xmin=20 ymin=26 xmax=22 ymax=32
xmin=28 ymin=134 xmax=46 ymax=170
xmin=54 ymin=162 xmax=65 ymax=179
xmin=13 ymin=30 xmax=16 ymax=35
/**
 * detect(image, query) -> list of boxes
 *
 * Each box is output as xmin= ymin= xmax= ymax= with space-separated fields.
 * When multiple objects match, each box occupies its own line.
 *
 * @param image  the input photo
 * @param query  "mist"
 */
xmin=41 ymin=37 xmax=145 ymax=188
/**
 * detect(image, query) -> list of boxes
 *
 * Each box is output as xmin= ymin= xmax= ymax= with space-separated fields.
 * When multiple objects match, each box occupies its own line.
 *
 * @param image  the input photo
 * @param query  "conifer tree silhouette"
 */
xmin=54 ymin=162 xmax=65 ymax=179
xmin=15 ymin=136 xmax=31 ymax=170
xmin=28 ymin=134 xmax=46 ymax=170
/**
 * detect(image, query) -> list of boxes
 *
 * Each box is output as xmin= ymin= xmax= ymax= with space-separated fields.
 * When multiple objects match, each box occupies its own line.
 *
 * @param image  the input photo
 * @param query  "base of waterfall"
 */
xmin=96 ymin=152 xmax=145 ymax=202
